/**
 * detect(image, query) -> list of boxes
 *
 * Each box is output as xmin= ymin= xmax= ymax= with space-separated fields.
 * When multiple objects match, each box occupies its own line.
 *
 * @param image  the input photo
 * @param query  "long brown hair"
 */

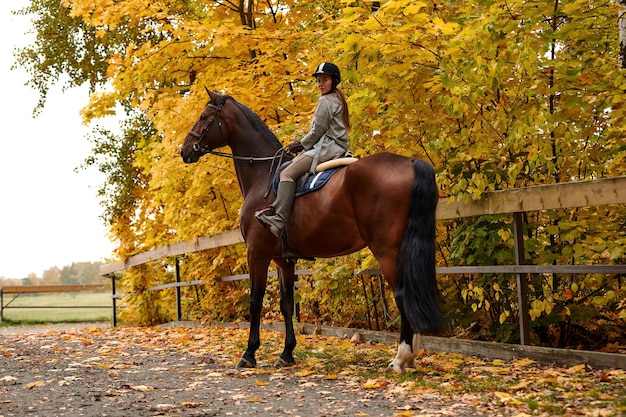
xmin=334 ymin=88 xmax=351 ymax=131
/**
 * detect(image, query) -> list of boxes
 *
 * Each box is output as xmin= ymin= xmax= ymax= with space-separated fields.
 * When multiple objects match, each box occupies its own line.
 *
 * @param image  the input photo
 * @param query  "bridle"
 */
xmin=187 ymin=95 xmax=281 ymax=164
xmin=187 ymin=94 xmax=290 ymax=199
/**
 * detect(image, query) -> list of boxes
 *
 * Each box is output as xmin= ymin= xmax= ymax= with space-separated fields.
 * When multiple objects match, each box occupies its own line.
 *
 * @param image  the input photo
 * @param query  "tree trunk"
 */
xmin=619 ymin=0 xmax=626 ymax=69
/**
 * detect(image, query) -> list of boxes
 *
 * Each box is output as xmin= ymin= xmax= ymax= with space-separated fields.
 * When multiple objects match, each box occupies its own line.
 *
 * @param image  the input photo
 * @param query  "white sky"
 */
xmin=0 ymin=1 xmax=117 ymax=279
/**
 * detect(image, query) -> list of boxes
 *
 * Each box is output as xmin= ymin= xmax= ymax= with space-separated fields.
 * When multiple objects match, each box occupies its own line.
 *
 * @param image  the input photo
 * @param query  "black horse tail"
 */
xmin=395 ymin=159 xmax=445 ymax=335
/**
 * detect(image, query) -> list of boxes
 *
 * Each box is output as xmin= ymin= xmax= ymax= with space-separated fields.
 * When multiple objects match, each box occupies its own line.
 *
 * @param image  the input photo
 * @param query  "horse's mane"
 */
xmin=211 ymin=92 xmax=283 ymax=150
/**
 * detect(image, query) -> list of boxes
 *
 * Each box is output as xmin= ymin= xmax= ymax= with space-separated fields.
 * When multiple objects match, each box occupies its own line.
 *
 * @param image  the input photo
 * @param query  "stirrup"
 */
xmin=255 ymin=211 xmax=284 ymax=237
xmin=255 ymin=206 xmax=275 ymax=219
xmin=254 ymin=207 xmax=276 ymax=230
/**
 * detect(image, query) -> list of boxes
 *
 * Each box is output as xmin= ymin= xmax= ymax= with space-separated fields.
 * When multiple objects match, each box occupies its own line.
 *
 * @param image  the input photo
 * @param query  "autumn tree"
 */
xmin=15 ymin=0 xmax=626 ymax=347
xmin=41 ymin=266 xmax=61 ymax=285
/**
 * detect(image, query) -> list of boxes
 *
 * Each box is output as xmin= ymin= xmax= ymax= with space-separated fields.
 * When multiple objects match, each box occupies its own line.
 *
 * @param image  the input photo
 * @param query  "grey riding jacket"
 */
xmin=300 ymin=92 xmax=349 ymax=168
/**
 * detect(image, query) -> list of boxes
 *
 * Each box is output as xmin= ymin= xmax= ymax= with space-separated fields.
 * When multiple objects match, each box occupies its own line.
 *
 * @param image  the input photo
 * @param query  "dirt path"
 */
xmin=1 ymin=324 xmax=624 ymax=416
xmin=0 ymin=325 xmax=482 ymax=417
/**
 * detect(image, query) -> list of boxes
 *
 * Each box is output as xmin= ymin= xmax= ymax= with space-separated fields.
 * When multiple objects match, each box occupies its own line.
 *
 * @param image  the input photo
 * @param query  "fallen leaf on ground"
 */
xmin=363 ymin=379 xmax=382 ymax=389
xmin=130 ymin=384 xmax=155 ymax=392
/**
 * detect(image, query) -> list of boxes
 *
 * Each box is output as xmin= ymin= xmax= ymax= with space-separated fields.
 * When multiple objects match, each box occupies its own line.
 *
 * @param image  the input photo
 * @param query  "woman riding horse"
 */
xmin=255 ymin=62 xmax=351 ymax=237
xmin=181 ymin=78 xmax=445 ymax=374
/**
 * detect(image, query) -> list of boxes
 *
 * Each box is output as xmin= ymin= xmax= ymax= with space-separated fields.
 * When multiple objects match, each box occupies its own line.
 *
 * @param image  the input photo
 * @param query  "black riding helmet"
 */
xmin=312 ymin=62 xmax=341 ymax=89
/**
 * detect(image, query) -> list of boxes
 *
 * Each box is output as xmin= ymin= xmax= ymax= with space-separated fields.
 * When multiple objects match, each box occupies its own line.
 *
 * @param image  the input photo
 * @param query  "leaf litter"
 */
xmin=0 ymin=324 xmax=623 ymax=416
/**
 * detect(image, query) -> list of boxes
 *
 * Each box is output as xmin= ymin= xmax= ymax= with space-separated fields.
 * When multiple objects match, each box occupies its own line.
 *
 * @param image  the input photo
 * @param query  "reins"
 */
xmin=199 ymin=148 xmax=280 ymax=163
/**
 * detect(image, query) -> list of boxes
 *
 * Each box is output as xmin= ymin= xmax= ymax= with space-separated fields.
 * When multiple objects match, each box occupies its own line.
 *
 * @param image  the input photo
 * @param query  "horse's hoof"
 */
xmin=274 ymin=357 xmax=295 ymax=368
xmin=386 ymin=363 xmax=405 ymax=374
xmin=405 ymin=357 xmax=416 ymax=369
xmin=236 ymin=357 xmax=256 ymax=369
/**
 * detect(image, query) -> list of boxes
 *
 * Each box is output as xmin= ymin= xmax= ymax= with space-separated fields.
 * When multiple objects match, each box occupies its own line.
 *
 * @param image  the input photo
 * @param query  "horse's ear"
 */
xmin=204 ymin=87 xmax=223 ymax=104
xmin=205 ymin=86 xmax=216 ymax=102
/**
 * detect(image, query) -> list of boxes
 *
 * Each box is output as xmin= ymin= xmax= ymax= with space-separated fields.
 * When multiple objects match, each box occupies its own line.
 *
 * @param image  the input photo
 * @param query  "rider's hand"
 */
xmin=287 ymin=141 xmax=304 ymax=153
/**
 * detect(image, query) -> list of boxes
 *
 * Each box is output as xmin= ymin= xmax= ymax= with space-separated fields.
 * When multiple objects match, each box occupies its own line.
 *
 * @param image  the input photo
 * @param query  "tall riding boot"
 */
xmin=255 ymin=181 xmax=296 ymax=237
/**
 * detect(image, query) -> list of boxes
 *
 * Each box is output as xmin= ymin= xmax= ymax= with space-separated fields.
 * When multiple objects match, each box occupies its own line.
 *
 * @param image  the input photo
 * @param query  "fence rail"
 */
xmin=0 ymin=285 xmax=111 ymax=322
xmin=101 ymin=176 xmax=626 ymax=339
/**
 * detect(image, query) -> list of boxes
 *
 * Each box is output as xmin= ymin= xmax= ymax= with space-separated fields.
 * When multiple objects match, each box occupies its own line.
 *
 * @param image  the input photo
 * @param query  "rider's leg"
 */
xmin=255 ymin=155 xmax=313 ymax=237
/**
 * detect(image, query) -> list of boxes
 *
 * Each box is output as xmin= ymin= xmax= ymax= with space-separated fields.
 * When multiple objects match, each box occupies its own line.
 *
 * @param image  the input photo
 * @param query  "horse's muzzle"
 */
xmin=180 ymin=147 xmax=199 ymax=164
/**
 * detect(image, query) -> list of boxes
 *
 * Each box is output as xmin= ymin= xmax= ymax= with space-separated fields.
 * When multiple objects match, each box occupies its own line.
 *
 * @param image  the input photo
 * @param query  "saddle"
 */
xmin=272 ymin=157 xmax=358 ymax=197
xmin=267 ymin=157 xmax=357 ymax=261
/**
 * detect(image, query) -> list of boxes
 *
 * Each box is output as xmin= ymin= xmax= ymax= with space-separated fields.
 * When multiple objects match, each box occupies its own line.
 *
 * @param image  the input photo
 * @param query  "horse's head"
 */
xmin=181 ymin=89 xmax=231 ymax=164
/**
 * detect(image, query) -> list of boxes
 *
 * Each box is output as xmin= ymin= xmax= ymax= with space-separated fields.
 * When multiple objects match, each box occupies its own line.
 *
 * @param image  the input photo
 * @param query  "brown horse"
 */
xmin=181 ymin=91 xmax=444 ymax=373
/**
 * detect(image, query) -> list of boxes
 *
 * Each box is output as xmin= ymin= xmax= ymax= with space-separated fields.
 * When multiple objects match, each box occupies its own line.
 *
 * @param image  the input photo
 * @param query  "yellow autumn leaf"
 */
xmin=431 ymin=17 xmax=458 ymax=35
xmin=499 ymin=312 xmax=508 ymax=324
xmin=179 ymin=402 xmax=204 ymax=407
xmin=403 ymin=2 xmax=427 ymax=15
xmin=512 ymin=358 xmax=535 ymax=367
xmin=363 ymin=379 xmax=382 ymax=389
xmin=294 ymin=369 xmax=314 ymax=377
xmin=255 ymin=380 xmax=269 ymax=386
xmin=25 ymin=380 xmax=45 ymax=388
xmin=566 ymin=364 xmax=587 ymax=375
xmin=494 ymin=391 xmax=523 ymax=405
xmin=509 ymin=379 xmax=531 ymax=391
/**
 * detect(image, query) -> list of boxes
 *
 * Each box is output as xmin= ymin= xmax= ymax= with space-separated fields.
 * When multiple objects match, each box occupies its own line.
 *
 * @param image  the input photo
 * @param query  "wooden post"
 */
xmin=111 ymin=277 xmax=117 ymax=327
xmin=1 ymin=288 xmax=4 ymax=322
xmin=513 ymin=212 xmax=531 ymax=345
xmin=175 ymin=258 xmax=182 ymax=322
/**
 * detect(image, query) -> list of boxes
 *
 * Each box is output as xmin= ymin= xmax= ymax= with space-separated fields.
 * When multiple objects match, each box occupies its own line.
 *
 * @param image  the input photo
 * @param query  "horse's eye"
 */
xmin=200 ymin=114 xmax=207 ymax=121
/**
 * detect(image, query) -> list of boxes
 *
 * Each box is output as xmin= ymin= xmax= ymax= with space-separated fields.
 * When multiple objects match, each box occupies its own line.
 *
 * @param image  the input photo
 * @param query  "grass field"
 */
xmin=0 ymin=291 xmax=112 ymax=324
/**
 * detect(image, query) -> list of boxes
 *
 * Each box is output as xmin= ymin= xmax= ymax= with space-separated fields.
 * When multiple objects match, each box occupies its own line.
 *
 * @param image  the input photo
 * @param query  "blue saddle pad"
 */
xmin=272 ymin=167 xmax=341 ymax=197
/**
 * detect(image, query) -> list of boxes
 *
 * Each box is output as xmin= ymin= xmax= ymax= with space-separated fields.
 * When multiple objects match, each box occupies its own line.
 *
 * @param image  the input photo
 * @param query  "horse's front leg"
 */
xmin=236 ymin=257 xmax=270 ymax=369
xmin=275 ymin=260 xmax=296 ymax=367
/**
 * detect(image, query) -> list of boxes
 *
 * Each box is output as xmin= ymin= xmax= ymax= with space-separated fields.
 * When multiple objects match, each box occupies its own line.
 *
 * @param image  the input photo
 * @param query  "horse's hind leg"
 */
xmin=275 ymin=260 xmax=297 ymax=367
xmin=373 ymin=252 xmax=420 ymax=374
xmin=387 ymin=287 xmax=421 ymax=373
xmin=388 ymin=322 xmax=420 ymax=374
xmin=237 ymin=256 xmax=270 ymax=369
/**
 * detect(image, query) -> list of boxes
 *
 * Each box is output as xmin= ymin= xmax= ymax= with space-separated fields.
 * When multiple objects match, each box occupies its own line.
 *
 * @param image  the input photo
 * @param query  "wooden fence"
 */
xmin=0 ymin=284 xmax=110 ymax=322
xmin=100 ymin=176 xmax=626 ymax=340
